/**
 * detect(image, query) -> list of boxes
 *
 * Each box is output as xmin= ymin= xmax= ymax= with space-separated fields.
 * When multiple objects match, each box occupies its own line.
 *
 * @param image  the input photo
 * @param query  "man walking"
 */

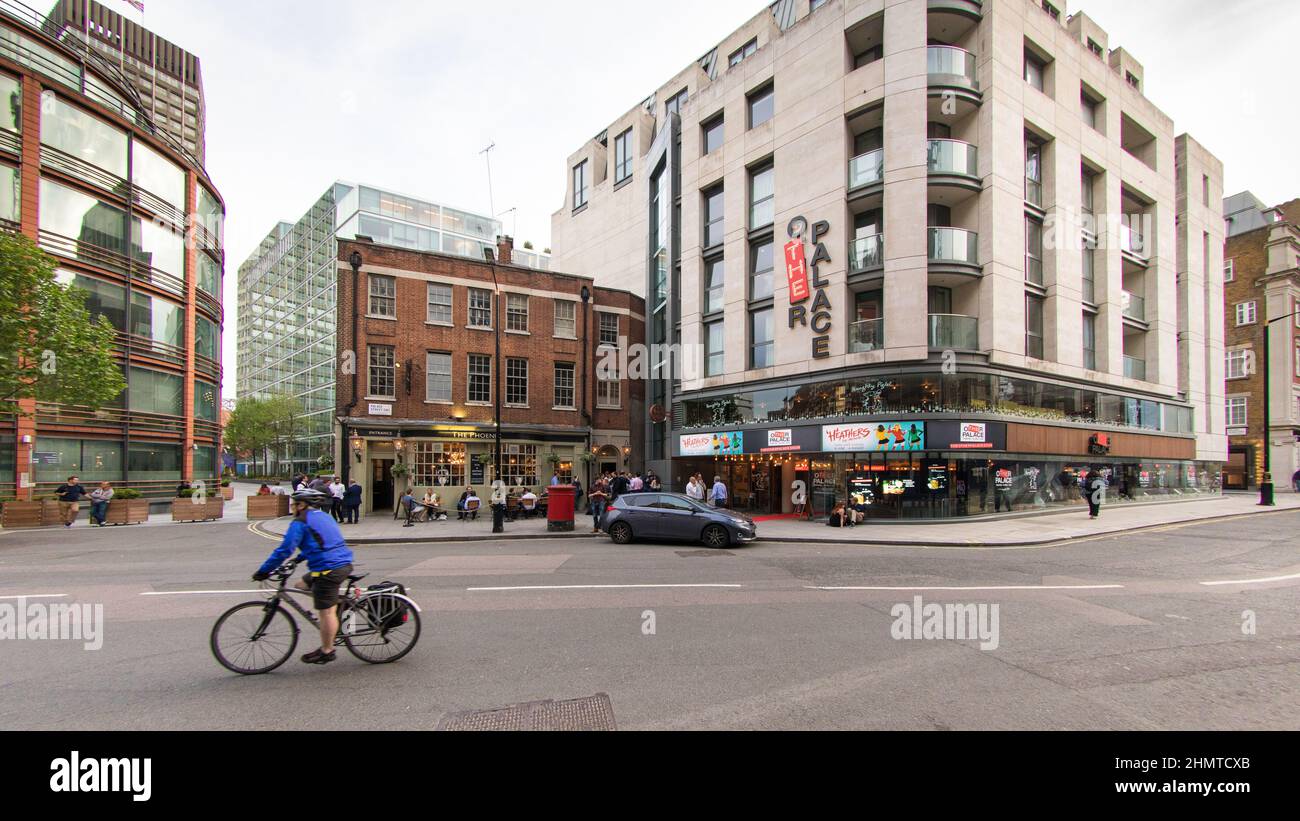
xmin=55 ymin=476 xmax=88 ymax=527
xmin=1085 ymin=466 xmax=1105 ymax=520
xmin=342 ymin=479 xmax=363 ymax=524
xmin=709 ymin=475 xmax=728 ymax=509
xmin=328 ymin=476 xmax=345 ymax=522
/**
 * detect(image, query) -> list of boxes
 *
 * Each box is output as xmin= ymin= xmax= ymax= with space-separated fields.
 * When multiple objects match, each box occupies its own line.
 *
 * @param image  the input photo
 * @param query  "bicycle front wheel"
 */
xmin=210 ymin=601 xmax=299 ymax=675
xmin=343 ymin=594 xmax=421 ymax=664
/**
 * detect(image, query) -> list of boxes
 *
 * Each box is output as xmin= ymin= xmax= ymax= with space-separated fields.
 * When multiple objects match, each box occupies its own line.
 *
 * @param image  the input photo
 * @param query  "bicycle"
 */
xmin=210 ymin=557 xmax=422 ymax=675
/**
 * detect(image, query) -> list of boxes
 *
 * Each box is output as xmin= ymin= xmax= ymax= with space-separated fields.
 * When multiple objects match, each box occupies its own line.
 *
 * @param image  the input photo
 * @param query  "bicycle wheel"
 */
xmin=343 ymin=594 xmax=421 ymax=664
xmin=210 ymin=601 xmax=299 ymax=675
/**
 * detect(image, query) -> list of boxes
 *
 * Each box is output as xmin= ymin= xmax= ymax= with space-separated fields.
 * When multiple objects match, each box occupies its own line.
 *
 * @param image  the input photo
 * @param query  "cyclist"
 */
xmin=252 ymin=488 xmax=354 ymax=665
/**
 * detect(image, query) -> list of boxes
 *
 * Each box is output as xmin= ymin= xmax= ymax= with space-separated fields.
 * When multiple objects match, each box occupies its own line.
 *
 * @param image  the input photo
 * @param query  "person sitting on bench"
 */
xmin=458 ymin=487 xmax=481 ymax=521
xmin=519 ymin=488 xmax=539 ymax=518
xmin=423 ymin=490 xmax=446 ymax=521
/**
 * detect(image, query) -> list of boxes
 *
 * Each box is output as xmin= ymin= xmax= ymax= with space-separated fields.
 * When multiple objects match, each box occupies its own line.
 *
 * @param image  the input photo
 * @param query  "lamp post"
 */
xmin=485 ymin=246 xmax=504 ymax=533
xmin=580 ymin=284 xmax=591 ymax=491
xmin=1258 ymin=308 xmax=1300 ymax=506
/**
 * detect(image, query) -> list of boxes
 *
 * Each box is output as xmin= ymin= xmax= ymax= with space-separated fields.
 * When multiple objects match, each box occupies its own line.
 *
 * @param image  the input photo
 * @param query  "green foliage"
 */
xmin=113 ymin=488 xmax=143 ymax=500
xmin=177 ymin=487 xmax=219 ymax=499
xmin=0 ymin=232 xmax=126 ymax=415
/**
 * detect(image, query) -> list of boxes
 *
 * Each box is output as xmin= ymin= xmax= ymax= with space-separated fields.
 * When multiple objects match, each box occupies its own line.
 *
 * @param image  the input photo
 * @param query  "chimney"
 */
xmin=496 ymin=235 xmax=514 ymax=266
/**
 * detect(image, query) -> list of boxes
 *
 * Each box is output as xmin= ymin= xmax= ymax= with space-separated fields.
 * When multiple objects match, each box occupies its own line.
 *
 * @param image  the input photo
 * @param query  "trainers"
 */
xmin=300 ymin=649 xmax=337 ymax=665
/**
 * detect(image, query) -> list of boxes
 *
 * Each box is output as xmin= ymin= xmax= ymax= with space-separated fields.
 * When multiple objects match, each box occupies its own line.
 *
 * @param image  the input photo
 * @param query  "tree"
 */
xmin=263 ymin=393 xmax=304 ymax=475
xmin=0 ymin=232 xmax=125 ymax=415
xmin=223 ymin=397 xmax=277 ymax=476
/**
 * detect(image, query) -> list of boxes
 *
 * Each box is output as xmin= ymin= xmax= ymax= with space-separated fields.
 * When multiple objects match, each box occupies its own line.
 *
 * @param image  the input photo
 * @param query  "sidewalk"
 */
xmin=252 ymin=493 xmax=1300 ymax=547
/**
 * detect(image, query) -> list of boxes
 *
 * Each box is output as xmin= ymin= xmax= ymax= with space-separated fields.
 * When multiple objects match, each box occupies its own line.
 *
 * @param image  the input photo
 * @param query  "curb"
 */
xmin=247 ymin=505 xmax=1300 ymax=549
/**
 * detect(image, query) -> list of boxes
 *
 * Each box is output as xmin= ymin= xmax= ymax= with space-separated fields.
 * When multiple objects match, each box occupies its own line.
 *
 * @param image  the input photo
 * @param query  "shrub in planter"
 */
xmin=105 ymin=490 xmax=150 ymax=525
xmin=172 ymin=495 xmax=224 ymax=522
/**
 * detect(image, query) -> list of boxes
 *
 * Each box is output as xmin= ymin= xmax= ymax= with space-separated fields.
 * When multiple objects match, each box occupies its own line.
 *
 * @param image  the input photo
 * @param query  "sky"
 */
xmin=121 ymin=0 xmax=1299 ymax=398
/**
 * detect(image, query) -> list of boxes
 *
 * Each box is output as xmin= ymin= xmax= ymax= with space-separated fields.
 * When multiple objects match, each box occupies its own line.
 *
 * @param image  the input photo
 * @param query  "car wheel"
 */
xmin=609 ymin=521 xmax=634 ymax=545
xmin=701 ymin=524 xmax=729 ymax=549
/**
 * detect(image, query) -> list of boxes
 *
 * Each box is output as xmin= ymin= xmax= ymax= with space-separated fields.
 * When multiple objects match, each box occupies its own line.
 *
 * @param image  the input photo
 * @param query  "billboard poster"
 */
xmin=822 ymin=421 xmax=925 ymax=452
xmin=926 ymin=421 xmax=1007 ymax=451
xmin=679 ymin=431 xmax=744 ymax=457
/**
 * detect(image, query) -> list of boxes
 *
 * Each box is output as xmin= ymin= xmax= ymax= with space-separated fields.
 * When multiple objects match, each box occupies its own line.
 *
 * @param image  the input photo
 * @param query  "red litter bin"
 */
xmin=546 ymin=485 xmax=576 ymax=532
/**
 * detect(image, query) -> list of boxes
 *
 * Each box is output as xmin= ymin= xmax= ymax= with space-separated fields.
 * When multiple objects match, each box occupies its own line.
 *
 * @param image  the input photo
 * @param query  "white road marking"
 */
xmin=806 ymin=584 xmax=1125 ymax=592
xmin=0 ymin=593 xmax=68 ymax=600
xmin=1200 ymin=572 xmax=1300 ymax=587
xmin=467 ymin=583 xmax=745 ymax=592
xmin=140 ymin=590 xmax=265 ymax=596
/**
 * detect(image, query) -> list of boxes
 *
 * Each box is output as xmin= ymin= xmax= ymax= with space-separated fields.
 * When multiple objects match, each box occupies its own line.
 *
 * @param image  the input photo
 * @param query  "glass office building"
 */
xmin=236 ymin=182 xmax=549 ymax=475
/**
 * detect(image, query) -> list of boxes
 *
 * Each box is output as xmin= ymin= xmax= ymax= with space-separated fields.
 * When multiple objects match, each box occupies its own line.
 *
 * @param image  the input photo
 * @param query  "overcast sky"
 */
xmin=124 ymin=1 xmax=1297 ymax=398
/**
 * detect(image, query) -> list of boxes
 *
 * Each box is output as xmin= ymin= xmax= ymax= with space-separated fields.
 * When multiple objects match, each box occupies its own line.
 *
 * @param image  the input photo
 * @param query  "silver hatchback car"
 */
xmin=599 ymin=492 xmax=758 ymax=548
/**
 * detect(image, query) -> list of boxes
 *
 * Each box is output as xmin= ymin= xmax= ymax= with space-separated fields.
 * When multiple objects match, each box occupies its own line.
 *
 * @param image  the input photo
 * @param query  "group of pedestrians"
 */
xmin=584 ymin=469 xmax=665 ymax=532
xmin=684 ymin=473 xmax=729 ymax=508
xmin=54 ymin=476 xmax=115 ymax=527
xmin=278 ymin=474 xmax=363 ymax=524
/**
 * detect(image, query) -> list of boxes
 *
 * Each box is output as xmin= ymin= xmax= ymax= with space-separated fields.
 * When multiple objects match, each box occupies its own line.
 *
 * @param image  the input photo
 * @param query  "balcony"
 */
xmin=928 ymin=227 xmax=980 ymax=276
xmin=1121 ymin=291 xmax=1145 ymax=322
xmin=927 ymin=139 xmax=979 ymax=179
xmin=849 ymin=318 xmax=884 ymax=353
xmin=927 ymin=45 xmax=979 ymax=93
xmin=1124 ymin=356 xmax=1147 ymax=381
xmin=848 ymin=149 xmax=883 ymax=192
xmin=929 ymin=314 xmax=979 ymax=350
xmin=848 ymin=234 xmax=884 ymax=275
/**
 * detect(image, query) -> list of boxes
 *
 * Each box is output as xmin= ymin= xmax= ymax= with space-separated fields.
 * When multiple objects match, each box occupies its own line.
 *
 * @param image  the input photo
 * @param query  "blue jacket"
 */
xmin=258 ymin=509 xmax=353 ymax=575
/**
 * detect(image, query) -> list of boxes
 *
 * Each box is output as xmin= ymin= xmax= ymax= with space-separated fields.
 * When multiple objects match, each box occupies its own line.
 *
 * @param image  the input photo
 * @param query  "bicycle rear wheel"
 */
xmin=211 ymin=601 xmax=299 ymax=675
xmin=343 ymin=594 xmax=421 ymax=664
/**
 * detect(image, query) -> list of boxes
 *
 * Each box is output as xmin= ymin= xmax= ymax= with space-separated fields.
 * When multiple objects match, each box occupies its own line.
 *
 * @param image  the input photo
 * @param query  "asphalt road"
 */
xmin=1 ymin=511 xmax=1297 ymax=730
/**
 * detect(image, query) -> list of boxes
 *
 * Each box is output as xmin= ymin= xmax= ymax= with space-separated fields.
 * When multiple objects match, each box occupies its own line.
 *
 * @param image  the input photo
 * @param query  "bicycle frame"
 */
xmin=253 ymin=558 xmax=421 ymax=645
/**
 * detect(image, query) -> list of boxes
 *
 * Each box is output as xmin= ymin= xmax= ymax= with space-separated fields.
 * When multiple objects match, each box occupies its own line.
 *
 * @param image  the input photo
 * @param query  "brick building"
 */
xmin=335 ymin=237 xmax=644 ymax=513
xmin=1222 ymin=194 xmax=1300 ymax=490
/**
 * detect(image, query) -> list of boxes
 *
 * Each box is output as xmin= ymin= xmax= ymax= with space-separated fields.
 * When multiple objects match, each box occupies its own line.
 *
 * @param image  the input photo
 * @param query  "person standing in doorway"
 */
xmin=56 ymin=476 xmax=88 ymax=527
xmin=1085 ymin=466 xmax=1105 ymax=520
xmin=342 ymin=479 xmax=363 ymax=524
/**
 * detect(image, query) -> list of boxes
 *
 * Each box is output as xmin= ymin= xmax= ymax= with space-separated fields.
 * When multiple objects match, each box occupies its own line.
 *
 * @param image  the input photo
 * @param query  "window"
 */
xmin=507 ymin=293 xmax=529 ymax=332
xmin=748 ymin=83 xmax=774 ymax=129
xmin=1235 ymin=302 xmax=1257 ymax=326
xmin=1026 ymin=295 xmax=1045 ymax=359
xmin=750 ymin=238 xmax=774 ymax=301
xmin=705 ymin=321 xmax=725 ymax=376
xmin=599 ymin=312 xmax=619 ymax=346
xmin=664 ymin=88 xmax=688 ymax=119
xmin=1025 ymin=218 xmax=1043 ymax=285
xmin=506 ymin=358 xmax=528 ymax=406
xmin=426 ymin=283 xmax=452 ymax=325
xmin=1025 ymin=138 xmax=1042 ymax=206
xmin=1224 ymin=259 xmax=1234 ymax=282
xmin=572 ymin=160 xmax=588 ymax=210
xmin=554 ymin=363 xmax=576 ymax=409
xmin=1125 ymin=71 xmax=1140 ymax=90
xmin=554 ymin=300 xmax=576 ymax=338
xmin=0 ymin=164 xmax=17 ymax=223
xmin=750 ymin=307 xmax=774 ymax=369
xmin=0 ymin=73 xmax=19 ymax=134
xmin=703 ymin=114 xmax=724 ymax=155
xmin=597 ymin=365 xmax=621 ymax=408
xmin=703 ymin=185 xmax=724 ymax=248
xmin=412 ymin=442 xmax=466 ymax=487
xmin=614 ymin=128 xmax=633 ymax=184
xmin=368 ymin=345 xmax=395 ymax=399
xmin=1295 ymin=343 xmax=1300 ymax=378
xmin=704 ymin=259 xmax=725 ymax=314
xmin=1087 ymin=39 xmax=1103 ymax=58
xmin=1041 ymin=1 xmax=1060 ymax=19
xmin=368 ymin=275 xmax=396 ymax=317
xmin=749 ymin=163 xmax=774 ymax=229
xmin=40 ymin=91 xmax=128 ymax=179
xmin=1083 ymin=313 xmax=1096 ymax=370
xmin=1202 ymin=174 xmax=1210 ymax=208
xmin=729 ymin=38 xmax=757 ymax=68
xmin=1081 ymin=168 xmax=1096 ymax=217
xmin=1226 ymin=349 xmax=1250 ymax=380
xmin=1024 ymin=49 xmax=1046 ymax=93
xmin=468 ymin=354 xmax=491 ymax=404
xmin=500 ymin=444 xmax=539 ymax=486
xmin=426 ymin=352 xmax=452 ymax=402
xmin=810 ymin=0 xmax=828 ymax=10
xmin=1082 ymin=243 xmax=1096 ymax=303
xmin=469 ymin=288 xmax=492 ymax=328
xmin=1081 ymin=88 xmax=1101 ymax=131
xmin=1226 ymin=397 xmax=1247 ymax=428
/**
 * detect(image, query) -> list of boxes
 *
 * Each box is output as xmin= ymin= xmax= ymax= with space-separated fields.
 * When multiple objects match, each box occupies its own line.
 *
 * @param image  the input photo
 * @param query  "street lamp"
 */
xmin=484 ymin=245 xmax=504 ymax=533
xmin=580 ymin=284 xmax=591 ymax=491
xmin=1258 ymin=308 xmax=1300 ymax=506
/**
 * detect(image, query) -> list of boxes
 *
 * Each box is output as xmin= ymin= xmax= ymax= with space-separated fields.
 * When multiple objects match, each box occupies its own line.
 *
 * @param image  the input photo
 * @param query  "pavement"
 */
xmin=1 ymin=509 xmax=1296 ymax=730
xmin=252 ymin=491 xmax=1300 ymax=547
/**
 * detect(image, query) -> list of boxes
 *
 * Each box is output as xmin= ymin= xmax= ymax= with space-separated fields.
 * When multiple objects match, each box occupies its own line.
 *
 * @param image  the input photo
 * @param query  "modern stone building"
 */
xmin=1221 ymin=193 xmax=1300 ymax=490
xmin=1 ymin=0 xmax=225 ymax=499
xmin=334 ymin=236 xmax=643 ymax=513
xmin=236 ymin=182 xmax=550 ymax=476
xmin=551 ymin=0 xmax=1226 ymax=519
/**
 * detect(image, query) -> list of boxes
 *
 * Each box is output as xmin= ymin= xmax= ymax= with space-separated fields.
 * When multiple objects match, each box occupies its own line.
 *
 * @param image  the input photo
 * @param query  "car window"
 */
xmin=626 ymin=495 xmax=659 ymax=508
xmin=657 ymin=496 xmax=695 ymax=512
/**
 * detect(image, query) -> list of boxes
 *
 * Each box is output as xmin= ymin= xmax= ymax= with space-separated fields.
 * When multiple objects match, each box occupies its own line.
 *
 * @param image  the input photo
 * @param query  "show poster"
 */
xmin=822 ymin=421 xmax=925 ymax=452
xmin=679 ymin=431 xmax=744 ymax=457
xmin=926 ymin=464 xmax=948 ymax=492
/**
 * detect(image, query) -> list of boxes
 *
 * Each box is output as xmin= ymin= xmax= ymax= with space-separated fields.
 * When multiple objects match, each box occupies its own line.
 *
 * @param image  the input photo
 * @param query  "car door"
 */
xmin=655 ymin=495 xmax=701 ymax=541
xmin=621 ymin=494 xmax=662 ymax=539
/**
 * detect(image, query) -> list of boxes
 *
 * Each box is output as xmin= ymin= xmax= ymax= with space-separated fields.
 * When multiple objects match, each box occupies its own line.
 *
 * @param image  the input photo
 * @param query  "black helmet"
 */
xmin=290 ymin=488 xmax=329 ymax=507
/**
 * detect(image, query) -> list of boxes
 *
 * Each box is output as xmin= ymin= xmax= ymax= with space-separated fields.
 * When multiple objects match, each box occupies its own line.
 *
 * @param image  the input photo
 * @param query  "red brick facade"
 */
xmin=335 ymin=237 xmax=644 ymax=509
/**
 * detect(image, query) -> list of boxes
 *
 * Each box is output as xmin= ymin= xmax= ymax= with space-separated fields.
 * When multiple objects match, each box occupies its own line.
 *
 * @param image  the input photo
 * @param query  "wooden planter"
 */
xmin=246 ymin=494 xmax=289 ymax=520
xmin=104 ymin=498 xmax=150 ymax=525
xmin=221 ymin=485 xmax=235 ymax=501
xmin=172 ymin=497 xmax=224 ymax=522
xmin=42 ymin=499 xmax=63 ymax=525
xmin=2 ymin=501 xmax=48 ymax=528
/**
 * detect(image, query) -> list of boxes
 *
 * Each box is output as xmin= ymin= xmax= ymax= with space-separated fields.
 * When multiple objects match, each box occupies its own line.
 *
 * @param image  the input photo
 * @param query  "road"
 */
xmin=1 ymin=511 xmax=1296 ymax=730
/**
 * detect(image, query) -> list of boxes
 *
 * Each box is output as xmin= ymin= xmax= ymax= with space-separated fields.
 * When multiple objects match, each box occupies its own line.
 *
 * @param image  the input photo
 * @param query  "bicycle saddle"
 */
xmin=349 ymin=573 xmax=369 ymax=583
